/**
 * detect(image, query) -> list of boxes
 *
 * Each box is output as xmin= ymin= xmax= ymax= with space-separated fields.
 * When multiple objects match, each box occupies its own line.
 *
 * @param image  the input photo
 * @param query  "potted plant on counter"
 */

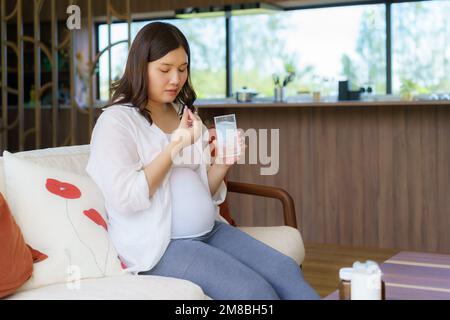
xmin=273 ymin=62 xmax=296 ymax=102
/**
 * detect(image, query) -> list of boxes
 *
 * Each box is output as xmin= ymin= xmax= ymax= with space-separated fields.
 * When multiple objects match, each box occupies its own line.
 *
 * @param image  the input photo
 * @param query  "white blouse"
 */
xmin=86 ymin=103 xmax=228 ymax=274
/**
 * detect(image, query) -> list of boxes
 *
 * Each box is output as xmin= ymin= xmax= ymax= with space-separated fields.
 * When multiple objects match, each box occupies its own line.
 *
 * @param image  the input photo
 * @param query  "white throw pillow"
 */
xmin=12 ymin=145 xmax=91 ymax=177
xmin=2 ymin=151 xmax=125 ymax=291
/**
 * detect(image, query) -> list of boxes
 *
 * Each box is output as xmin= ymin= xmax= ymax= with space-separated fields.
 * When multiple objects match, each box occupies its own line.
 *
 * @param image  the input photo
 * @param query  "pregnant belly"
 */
xmin=169 ymin=167 xmax=216 ymax=238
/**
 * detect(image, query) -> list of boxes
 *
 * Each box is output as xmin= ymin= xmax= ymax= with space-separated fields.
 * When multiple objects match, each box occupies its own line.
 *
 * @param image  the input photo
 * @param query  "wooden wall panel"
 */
xmin=406 ymin=108 xmax=423 ymax=251
xmin=361 ymin=107 xmax=378 ymax=247
xmin=392 ymin=108 xmax=408 ymax=249
xmin=437 ymin=108 xmax=450 ymax=253
xmin=421 ymin=107 xmax=438 ymax=252
xmin=322 ymin=109 xmax=338 ymax=244
xmin=377 ymin=107 xmax=394 ymax=248
xmin=198 ymin=105 xmax=450 ymax=254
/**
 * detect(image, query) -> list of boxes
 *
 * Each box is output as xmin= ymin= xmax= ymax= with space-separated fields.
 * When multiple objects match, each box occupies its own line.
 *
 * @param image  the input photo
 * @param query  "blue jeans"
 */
xmin=139 ymin=221 xmax=320 ymax=300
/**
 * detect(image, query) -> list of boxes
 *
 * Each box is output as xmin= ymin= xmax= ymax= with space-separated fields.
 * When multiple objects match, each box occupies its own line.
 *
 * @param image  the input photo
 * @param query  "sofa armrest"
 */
xmin=226 ymin=180 xmax=297 ymax=229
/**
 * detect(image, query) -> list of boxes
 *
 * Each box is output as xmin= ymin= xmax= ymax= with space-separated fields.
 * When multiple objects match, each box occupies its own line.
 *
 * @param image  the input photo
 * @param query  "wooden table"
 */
xmin=324 ymin=251 xmax=450 ymax=300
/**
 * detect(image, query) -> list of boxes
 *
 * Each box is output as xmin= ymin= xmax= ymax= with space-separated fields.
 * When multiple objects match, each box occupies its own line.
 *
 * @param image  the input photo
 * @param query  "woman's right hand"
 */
xmin=170 ymin=106 xmax=202 ymax=149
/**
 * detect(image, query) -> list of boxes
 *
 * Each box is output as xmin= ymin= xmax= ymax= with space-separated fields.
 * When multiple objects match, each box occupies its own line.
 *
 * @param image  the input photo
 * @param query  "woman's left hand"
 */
xmin=211 ymin=129 xmax=246 ymax=167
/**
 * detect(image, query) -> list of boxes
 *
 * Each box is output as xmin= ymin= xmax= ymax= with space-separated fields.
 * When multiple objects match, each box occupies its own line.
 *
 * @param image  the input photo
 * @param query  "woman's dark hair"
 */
xmin=105 ymin=22 xmax=197 ymax=124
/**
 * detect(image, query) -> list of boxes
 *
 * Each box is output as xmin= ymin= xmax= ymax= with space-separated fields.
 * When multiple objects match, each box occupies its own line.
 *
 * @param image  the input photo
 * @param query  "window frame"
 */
xmin=96 ymin=0 xmax=437 ymax=99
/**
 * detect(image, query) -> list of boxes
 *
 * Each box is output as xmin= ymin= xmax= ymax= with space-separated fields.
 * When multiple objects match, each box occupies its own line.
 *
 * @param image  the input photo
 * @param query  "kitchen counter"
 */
xmin=8 ymin=99 xmax=450 ymax=109
xmin=195 ymin=98 xmax=450 ymax=108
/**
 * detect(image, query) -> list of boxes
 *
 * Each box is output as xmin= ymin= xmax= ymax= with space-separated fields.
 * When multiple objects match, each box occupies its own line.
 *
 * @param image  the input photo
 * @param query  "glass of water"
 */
xmin=214 ymin=114 xmax=240 ymax=158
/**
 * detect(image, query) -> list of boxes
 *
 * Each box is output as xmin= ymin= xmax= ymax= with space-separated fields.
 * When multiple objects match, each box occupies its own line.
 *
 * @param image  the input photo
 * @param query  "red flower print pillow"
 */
xmin=2 ymin=151 xmax=125 ymax=291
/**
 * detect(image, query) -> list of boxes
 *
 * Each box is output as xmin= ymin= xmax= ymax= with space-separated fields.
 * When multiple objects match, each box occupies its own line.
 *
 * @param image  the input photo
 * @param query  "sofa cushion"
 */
xmin=2 ymin=151 xmax=124 ymax=292
xmin=5 ymin=274 xmax=206 ymax=300
xmin=238 ymin=226 xmax=305 ymax=265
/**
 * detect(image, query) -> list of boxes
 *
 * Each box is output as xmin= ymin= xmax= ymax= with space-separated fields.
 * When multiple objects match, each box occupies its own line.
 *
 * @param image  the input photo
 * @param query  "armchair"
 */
xmin=227 ymin=180 xmax=297 ymax=229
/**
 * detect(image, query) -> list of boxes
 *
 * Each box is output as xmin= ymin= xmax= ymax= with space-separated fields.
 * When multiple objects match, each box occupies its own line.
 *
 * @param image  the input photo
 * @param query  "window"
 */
xmin=98 ymin=23 xmax=130 ymax=101
xmin=98 ymin=17 xmax=226 ymax=101
xmin=392 ymin=0 xmax=450 ymax=96
xmin=232 ymin=4 xmax=386 ymax=98
xmin=96 ymin=1 xmax=449 ymax=101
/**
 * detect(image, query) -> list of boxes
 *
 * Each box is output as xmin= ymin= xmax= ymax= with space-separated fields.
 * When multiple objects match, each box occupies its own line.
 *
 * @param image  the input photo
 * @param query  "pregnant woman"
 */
xmin=86 ymin=21 xmax=319 ymax=300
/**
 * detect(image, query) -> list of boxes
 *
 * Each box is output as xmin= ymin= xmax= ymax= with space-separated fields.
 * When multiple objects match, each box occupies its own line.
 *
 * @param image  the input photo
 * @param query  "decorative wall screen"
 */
xmin=0 ymin=0 xmax=131 ymax=152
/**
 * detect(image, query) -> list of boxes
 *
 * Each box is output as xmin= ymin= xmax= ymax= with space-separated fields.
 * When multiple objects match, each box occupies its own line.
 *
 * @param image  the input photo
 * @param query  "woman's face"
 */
xmin=147 ymin=46 xmax=189 ymax=105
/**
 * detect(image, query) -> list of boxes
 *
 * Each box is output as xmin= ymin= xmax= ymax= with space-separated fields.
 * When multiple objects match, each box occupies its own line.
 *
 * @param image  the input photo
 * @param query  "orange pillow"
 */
xmin=0 ymin=193 xmax=46 ymax=298
xmin=0 ymin=192 xmax=33 ymax=298
xmin=208 ymin=128 xmax=237 ymax=227
xmin=27 ymin=245 xmax=48 ymax=264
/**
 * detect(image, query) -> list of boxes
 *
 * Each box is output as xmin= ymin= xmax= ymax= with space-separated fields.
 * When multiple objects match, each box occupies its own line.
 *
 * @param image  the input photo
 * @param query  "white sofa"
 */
xmin=0 ymin=144 xmax=304 ymax=300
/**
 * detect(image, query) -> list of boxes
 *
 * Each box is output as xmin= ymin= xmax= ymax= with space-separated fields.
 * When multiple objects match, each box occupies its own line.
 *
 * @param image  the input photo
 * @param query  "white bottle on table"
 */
xmin=350 ymin=260 xmax=383 ymax=300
